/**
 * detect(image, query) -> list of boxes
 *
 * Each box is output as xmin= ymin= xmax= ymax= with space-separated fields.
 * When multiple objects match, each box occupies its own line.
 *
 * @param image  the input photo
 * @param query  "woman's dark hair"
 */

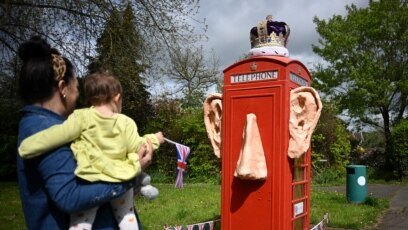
xmin=18 ymin=36 xmax=75 ymax=104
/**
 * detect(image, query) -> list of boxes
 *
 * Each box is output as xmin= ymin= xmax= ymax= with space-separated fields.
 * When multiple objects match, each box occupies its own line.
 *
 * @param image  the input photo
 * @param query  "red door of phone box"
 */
xmin=221 ymin=55 xmax=312 ymax=230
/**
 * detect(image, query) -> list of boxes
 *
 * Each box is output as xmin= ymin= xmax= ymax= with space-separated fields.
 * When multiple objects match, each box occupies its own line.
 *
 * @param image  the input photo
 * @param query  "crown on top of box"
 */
xmin=250 ymin=15 xmax=290 ymax=48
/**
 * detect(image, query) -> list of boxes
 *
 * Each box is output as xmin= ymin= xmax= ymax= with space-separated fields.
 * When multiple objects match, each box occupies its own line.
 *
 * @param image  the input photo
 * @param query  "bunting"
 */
xmin=208 ymin=221 xmax=214 ymax=230
xmin=310 ymin=213 xmax=329 ymax=230
xmin=163 ymin=219 xmax=220 ymax=230
xmin=164 ymin=214 xmax=327 ymax=230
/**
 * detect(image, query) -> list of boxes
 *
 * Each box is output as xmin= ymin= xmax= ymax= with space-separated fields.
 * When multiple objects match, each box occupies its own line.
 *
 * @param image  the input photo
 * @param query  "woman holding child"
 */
xmin=17 ymin=36 xmax=155 ymax=229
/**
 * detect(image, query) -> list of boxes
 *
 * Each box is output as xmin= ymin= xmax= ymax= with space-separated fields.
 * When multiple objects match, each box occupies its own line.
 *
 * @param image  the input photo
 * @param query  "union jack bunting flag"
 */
xmin=208 ymin=221 xmax=214 ymax=230
xmin=310 ymin=222 xmax=324 ymax=230
xmin=175 ymin=143 xmax=191 ymax=188
xmin=310 ymin=213 xmax=329 ymax=230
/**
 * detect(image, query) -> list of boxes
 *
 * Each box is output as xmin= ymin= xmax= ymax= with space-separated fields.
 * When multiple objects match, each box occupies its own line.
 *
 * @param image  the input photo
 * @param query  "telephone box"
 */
xmin=221 ymin=55 xmax=312 ymax=230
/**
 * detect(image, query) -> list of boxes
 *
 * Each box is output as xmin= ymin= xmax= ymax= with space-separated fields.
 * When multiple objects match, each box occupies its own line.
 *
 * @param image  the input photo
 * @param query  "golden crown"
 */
xmin=250 ymin=15 xmax=290 ymax=48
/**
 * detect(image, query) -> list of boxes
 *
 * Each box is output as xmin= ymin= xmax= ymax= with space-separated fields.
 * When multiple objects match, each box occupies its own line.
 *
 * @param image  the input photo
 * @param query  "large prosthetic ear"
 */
xmin=288 ymin=87 xmax=322 ymax=158
xmin=203 ymin=93 xmax=223 ymax=158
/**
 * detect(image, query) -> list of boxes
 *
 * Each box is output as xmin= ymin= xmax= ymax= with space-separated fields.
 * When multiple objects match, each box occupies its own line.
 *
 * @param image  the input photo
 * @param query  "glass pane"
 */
xmin=293 ymin=167 xmax=304 ymax=182
xmin=293 ymin=184 xmax=304 ymax=199
xmin=294 ymin=155 xmax=304 ymax=166
xmin=293 ymin=217 xmax=304 ymax=230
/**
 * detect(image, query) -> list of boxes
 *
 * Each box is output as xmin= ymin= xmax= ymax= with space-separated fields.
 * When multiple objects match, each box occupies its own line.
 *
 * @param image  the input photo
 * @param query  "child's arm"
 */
xmin=18 ymin=113 xmax=82 ymax=159
xmin=142 ymin=132 xmax=164 ymax=151
xmin=124 ymin=116 xmax=163 ymax=152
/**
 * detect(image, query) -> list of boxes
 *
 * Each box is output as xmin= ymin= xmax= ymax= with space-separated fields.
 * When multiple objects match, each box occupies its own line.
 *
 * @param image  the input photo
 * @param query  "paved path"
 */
xmin=370 ymin=185 xmax=408 ymax=230
xmin=315 ymin=184 xmax=408 ymax=230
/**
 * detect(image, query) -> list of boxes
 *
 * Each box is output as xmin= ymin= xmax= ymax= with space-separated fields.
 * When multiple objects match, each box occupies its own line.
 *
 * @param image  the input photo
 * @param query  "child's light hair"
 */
xmin=84 ymin=70 xmax=122 ymax=107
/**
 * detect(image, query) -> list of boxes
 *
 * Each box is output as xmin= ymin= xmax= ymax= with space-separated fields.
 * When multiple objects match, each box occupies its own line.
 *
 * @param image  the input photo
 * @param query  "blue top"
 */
xmin=17 ymin=105 xmax=138 ymax=229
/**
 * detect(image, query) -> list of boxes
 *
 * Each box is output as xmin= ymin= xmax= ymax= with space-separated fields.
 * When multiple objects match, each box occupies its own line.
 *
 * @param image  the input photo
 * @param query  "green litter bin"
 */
xmin=346 ymin=165 xmax=367 ymax=203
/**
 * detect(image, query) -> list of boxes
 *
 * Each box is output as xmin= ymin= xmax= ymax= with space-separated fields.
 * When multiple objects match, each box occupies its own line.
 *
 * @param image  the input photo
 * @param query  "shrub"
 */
xmin=312 ymin=167 xmax=345 ymax=185
xmin=145 ymin=99 xmax=221 ymax=183
xmin=312 ymin=101 xmax=351 ymax=180
xmin=389 ymin=119 xmax=408 ymax=180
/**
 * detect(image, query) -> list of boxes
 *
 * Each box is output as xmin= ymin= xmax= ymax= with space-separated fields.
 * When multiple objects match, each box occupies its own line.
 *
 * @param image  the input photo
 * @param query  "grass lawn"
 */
xmin=0 ymin=183 xmax=26 ymax=230
xmin=136 ymin=183 xmax=221 ymax=230
xmin=310 ymin=189 xmax=389 ymax=229
xmin=0 ymin=182 xmax=389 ymax=230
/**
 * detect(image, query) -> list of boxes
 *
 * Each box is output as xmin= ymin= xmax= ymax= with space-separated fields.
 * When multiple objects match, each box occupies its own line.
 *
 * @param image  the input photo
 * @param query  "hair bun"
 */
xmin=18 ymin=36 xmax=52 ymax=62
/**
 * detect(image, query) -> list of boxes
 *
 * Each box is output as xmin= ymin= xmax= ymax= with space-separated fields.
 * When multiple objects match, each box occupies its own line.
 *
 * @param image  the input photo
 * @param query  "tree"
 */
xmin=0 ymin=58 xmax=20 ymax=180
xmin=88 ymin=4 xmax=152 ymax=131
xmin=312 ymin=0 xmax=408 ymax=170
xmin=0 ymin=0 xmax=206 ymax=75
xmin=162 ymin=45 xmax=220 ymax=108
xmin=312 ymin=101 xmax=351 ymax=181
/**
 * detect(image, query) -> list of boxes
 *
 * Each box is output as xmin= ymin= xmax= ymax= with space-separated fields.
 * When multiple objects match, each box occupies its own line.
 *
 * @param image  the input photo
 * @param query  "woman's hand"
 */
xmin=138 ymin=138 xmax=153 ymax=170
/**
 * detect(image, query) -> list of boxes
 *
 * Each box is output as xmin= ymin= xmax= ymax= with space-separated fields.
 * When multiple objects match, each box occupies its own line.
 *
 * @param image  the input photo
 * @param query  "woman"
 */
xmin=16 ymin=36 xmax=152 ymax=229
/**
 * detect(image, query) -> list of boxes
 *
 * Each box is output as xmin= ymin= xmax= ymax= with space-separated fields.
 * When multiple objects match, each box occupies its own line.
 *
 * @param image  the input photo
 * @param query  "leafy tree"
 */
xmin=87 ymin=4 xmax=152 ymax=131
xmin=162 ymin=45 xmax=220 ymax=108
xmin=0 ymin=0 xmax=206 ymax=74
xmin=312 ymin=0 xmax=408 ymax=170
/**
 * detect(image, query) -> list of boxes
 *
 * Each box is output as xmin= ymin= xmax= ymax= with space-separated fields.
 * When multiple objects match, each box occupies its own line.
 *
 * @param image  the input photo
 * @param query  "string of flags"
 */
xmin=163 ymin=219 xmax=220 ymax=230
xmin=163 ymin=213 xmax=327 ymax=230
xmin=164 ymin=138 xmax=191 ymax=188
xmin=310 ymin=213 xmax=329 ymax=230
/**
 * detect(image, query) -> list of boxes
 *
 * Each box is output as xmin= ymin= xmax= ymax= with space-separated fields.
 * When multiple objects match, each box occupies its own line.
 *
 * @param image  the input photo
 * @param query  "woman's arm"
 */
xmin=37 ymin=144 xmax=134 ymax=213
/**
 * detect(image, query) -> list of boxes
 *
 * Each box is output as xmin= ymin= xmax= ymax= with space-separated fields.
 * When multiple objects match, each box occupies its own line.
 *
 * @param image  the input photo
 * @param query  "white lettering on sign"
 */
xmin=290 ymin=72 xmax=308 ymax=86
xmin=231 ymin=71 xmax=278 ymax=83
xmin=294 ymin=202 xmax=304 ymax=217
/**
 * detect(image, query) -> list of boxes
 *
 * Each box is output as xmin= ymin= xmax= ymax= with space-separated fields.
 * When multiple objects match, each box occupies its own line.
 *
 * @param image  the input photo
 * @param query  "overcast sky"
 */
xmin=196 ymin=0 xmax=370 ymax=71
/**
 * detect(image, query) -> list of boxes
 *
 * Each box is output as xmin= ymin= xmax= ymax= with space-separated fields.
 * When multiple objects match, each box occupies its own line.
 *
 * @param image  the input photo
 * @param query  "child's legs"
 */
xmin=111 ymin=188 xmax=139 ymax=230
xmin=69 ymin=207 xmax=98 ymax=230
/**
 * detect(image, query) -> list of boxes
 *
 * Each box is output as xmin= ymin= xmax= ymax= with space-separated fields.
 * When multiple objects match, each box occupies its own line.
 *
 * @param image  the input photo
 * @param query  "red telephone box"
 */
xmin=221 ymin=55 xmax=312 ymax=230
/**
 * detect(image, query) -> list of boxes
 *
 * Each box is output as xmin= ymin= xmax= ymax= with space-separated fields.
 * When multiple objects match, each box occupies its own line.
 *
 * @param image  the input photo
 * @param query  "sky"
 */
xmin=196 ymin=0 xmax=370 ymax=71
